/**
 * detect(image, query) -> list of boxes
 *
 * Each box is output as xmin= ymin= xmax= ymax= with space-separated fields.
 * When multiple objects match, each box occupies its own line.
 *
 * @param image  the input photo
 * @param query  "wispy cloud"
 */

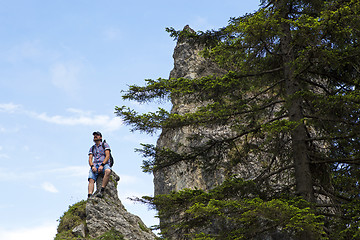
xmin=41 ymin=182 xmax=59 ymax=193
xmin=30 ymin=109 xmax=123 ymax=132
xmin=0 ymin=103 xmax=21 ymax=113
xmin=47 ymin=166 xmax=89 ymax=178
xmin=0 ymin=166 xmax=89 ymax=182
xmin=0 ymin=103 xmax=123 ymax=132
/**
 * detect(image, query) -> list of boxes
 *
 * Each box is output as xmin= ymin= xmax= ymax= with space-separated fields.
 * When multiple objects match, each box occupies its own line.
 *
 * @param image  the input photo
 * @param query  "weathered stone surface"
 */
xmin=154 ymin=26 xmax=229 ymax=197
xmin=154 ymin=26 xmax=295 ymax=196
xmin=72 ymin=223 xmax=86 ymax=238
xmin=153 ymin=26 xmax=299 ymax=239
xmin=86 ymin=171 xmax=156 ymax=240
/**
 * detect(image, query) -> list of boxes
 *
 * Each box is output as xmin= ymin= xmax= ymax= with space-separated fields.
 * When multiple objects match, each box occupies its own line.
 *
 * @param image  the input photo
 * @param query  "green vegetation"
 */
xmin=116 ymin=0 xmax=360 ymax=239
xmin=55 ymin=201 xmax=125 ymax=240
xmin=142 ymin=178 xmax=326 ymax=239
xmin=55 ymin=200 xmax=87 ymax=240
xmin=94 ymin=228 xmax=125 ymax=240
xmin=138 ymin=221 xmax=151 ymax=233
xmin=109 ymin=174 xmax=118 ymax=188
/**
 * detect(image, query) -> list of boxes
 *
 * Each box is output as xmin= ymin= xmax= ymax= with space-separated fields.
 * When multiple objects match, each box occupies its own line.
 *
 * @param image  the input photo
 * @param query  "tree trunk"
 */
xmin=277 ymin=3 xmax=315 ymax=240
xmin=277 ymin=0 xmax=314 ymax=204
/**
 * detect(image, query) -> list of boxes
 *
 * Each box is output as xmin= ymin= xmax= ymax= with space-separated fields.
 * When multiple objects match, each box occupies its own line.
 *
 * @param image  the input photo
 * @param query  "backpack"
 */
xmin=92 ymin=140 xmax=114 ymax=167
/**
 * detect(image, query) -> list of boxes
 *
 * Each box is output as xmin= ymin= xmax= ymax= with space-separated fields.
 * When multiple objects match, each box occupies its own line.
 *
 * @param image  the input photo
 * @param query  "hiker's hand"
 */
xmin=92 ymin=166 xmax=97 ymax=173
xmin=98 ymin=165 xmax=103 ymax=173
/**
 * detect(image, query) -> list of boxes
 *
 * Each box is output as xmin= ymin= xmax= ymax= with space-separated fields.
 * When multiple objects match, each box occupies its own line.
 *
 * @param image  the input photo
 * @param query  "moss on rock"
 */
xmin=94 ymin=228 xmax=125 ymax=240
xmin=55 ymin=200 xmax=87 ymax=239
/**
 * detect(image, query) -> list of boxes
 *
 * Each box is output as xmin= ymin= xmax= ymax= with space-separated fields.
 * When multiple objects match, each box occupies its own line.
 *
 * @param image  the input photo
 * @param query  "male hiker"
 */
xmin=88 ymin=131 xmax=111 ymax=198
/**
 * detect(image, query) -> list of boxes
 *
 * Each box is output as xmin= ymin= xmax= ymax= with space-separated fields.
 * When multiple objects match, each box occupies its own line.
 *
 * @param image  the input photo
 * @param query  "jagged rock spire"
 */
xmin=86 ymin=171 xmax=156 ymax=239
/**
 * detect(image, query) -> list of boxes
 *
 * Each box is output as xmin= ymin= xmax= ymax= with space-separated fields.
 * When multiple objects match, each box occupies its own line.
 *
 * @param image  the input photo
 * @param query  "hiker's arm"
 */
xmin=98 ymin=150 xmax=110 ymax=173
xmin=89 ymin=154 xmax=96 ymax=172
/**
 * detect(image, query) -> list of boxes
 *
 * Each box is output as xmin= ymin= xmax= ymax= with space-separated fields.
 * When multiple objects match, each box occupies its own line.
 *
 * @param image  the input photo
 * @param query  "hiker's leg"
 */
xmin=88 ymin=178 xmax=95 ymax=195
xmin=88 ymin=168 xmax=97 ymax=195
xmin=101 ymin=168 xmax=111 ymax=189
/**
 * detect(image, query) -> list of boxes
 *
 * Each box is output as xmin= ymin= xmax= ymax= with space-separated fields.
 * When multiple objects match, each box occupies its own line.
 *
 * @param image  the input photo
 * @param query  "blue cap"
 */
xmin=92 ymin=131 xmax=102 ymax=137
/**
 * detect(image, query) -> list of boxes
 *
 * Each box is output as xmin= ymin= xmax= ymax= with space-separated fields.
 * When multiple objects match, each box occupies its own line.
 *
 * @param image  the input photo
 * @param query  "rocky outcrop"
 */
xmin=154 ymin=26 xmax=229 ymax=196
xmin=153 ymin=26 xmax=333 ymax=240
xmin=154 ymin=25 xmax=297 ymax=196
xmin=153 ymin=26 xmax=297 ymax=239
xmin=55 ymin=170 xmax=156 ymax=240
xmin=86 ymin=171 xmax=156 ymax=239
xmin=154 ymin=26 xmax=269 ymax=196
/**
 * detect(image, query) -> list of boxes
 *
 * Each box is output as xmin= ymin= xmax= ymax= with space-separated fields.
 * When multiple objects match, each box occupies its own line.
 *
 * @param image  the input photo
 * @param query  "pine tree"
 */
xmin=116 ymin=0 xmax=360 ymax=239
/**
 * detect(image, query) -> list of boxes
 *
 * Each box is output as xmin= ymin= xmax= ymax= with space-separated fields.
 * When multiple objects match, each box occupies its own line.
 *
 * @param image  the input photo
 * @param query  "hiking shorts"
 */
xmin=88 ymin=164 xmax=112 ymax=182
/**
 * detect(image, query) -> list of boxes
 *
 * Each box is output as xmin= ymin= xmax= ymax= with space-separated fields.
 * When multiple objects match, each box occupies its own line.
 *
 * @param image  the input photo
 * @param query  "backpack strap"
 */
xmin=102 ymin=140 xmax=111 ymax=152
xmin=102 ymin=140 xmax=113 ymax=167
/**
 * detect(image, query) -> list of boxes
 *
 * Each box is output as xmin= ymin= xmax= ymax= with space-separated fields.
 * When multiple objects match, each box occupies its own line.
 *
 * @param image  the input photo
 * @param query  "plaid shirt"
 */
xmin=89 ymin=141 xmax=110 ymax=166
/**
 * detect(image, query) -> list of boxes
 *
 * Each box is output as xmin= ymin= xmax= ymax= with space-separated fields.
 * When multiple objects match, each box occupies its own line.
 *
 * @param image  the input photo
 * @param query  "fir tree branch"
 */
xmin=255 ymin=164 xmax=295 ymax=182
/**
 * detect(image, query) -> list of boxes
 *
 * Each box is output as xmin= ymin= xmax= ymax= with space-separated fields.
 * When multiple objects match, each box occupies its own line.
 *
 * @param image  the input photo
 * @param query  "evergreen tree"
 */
xmin=116 ymin=0 xmax=360 ymax=239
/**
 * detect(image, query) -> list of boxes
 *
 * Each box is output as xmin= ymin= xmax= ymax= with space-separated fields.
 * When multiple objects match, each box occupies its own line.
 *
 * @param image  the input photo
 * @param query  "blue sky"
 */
xmin=0 ymin=1 xmax=260 ymax=239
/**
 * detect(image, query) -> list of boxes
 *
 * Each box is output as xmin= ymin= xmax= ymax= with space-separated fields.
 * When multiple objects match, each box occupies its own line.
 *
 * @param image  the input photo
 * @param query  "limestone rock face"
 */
xmin=153 ymin=26 xmax=333 ymax=240
xmin=154 ymin=26 xmax=228 ymax=197
xmin=154 ymin=26 xmax=293 ymax=197
xmin=86 ymin=171 xmax=156 ymax=240
xmin=72 ymin=223 xmax=86 ymax=238
xmin=153 ymin=26 xmax=298 ymax=239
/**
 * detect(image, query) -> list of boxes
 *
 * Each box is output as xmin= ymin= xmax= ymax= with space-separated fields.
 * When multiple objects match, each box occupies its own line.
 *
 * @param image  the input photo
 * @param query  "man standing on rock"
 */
xmin=88 ymin=131 xmax=111 ymax=198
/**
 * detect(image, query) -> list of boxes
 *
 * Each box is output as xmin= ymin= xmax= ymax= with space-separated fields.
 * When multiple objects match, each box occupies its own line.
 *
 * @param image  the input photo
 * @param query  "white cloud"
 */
xmin=0 ymin=103 xmax=123 ymax=132
xmin=67 ymin=108 xmax=92 ymax=115
xmin=30 ymin=109 xmax=123 ymax=132
xmin=41 ymin=182 xmax=59 ymax=193
xmin=0 ymin=166 xmax=88 ymax=182
xmin=0 ymin=103 xmax=21 ymax=113
xmin=0 ymin=222 xmax=57 ymax=240
xmin=47 ymin=166 xmax=89 ymax=178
